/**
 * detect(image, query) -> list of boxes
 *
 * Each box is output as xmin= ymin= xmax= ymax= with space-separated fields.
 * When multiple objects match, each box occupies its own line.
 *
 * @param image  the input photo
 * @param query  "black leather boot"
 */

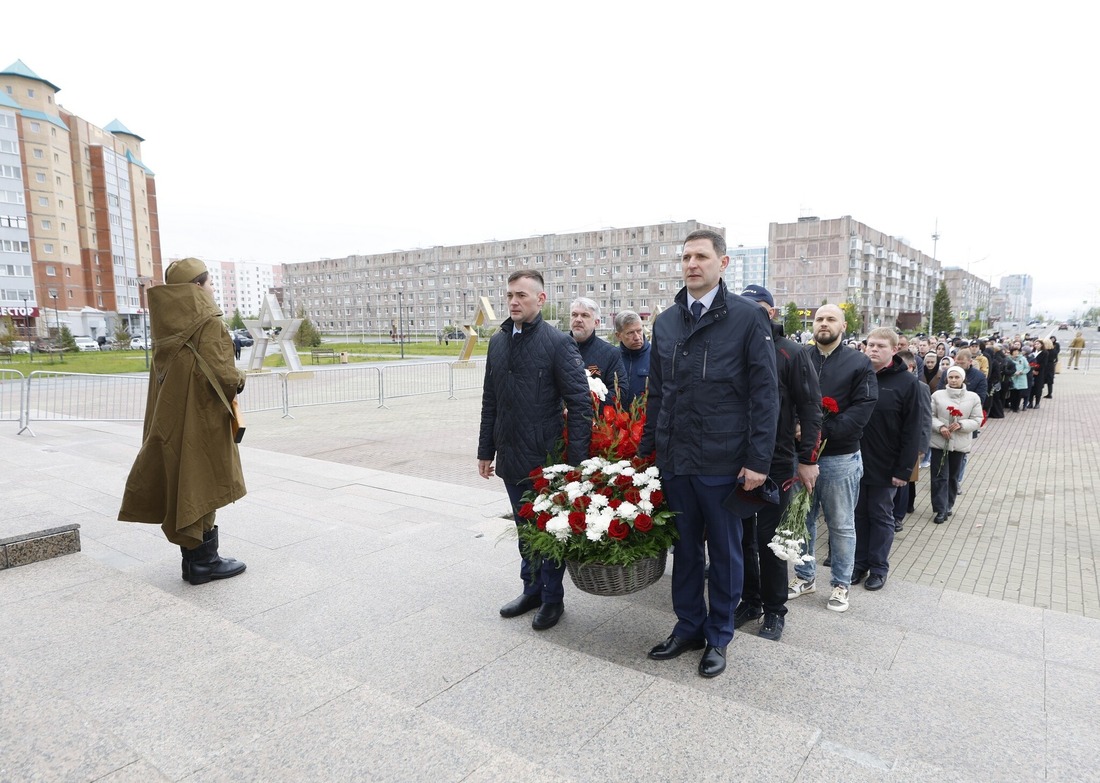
xmin=182 ymin=526 xmax=246 ymax=585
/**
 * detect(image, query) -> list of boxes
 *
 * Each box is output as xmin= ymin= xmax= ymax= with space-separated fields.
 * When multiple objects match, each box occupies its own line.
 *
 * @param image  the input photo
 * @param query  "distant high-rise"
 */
xmin=998 ymin=274 xmax=1033 ymax=322
xmin=0 ymin=59 xmax=160 ymax=341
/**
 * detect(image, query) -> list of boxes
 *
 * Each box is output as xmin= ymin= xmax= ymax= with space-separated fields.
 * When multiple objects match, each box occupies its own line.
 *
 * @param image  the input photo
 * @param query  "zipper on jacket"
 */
xmin=702 ymin=341 xmax=710 ymax=380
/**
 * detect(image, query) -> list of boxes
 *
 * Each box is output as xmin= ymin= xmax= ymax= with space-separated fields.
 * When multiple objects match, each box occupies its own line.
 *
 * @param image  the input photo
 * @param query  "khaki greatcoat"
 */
xmin=118 ymin=283 xmax=247 ymax=547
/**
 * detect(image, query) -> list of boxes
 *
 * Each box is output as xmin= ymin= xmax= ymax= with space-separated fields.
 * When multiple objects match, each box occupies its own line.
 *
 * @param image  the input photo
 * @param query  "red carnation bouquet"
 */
xmin=770 ymin=396 xmax=838 ymax=563
xmin=938 ymin=405 xmax=965 ymax=473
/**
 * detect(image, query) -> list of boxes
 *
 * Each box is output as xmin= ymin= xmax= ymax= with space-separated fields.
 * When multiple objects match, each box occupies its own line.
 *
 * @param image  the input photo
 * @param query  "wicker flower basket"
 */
xmin=565 ymin=550 xmax=667 ymax=597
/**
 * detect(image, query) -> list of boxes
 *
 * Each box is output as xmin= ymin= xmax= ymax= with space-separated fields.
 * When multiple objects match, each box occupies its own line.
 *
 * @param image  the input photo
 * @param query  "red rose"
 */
xmin=565 ymin=470 xmax=582 ymax=483
xmin=624 ymin=487 xmax=642 ymax=504
xmin=598 ymin=486 xmax=615 ymax=498
xmin=822 ymin=396 xmax=839 ymax=414
xmin=518 ymin=502 xmax=535 ymax=519
xmin=649 ymin=489 xmax=664 ymax=506
xmin=608 ymin=519 xmax=629 ymax=540
xmin=568 ymin=511 xmax=587 ymax=534
xmin=536 ymin=512 xmax=551 ymax=530
xmin=634 ymin=513 xmax=653 ymax=532
xmin=553 ymin=492 xmax=568 ymax=506
xmin=608 ymin=498 xmax=622 ymax=509
xmin=533 ymin=477 xmax=550 ymax=492
xmin=615 ymin=474 xmax=633 ymax=488
xmin=528 ymin=467 xmax=544 ymax=479
xmin=573 ymin=495 xmax=592 ymax=510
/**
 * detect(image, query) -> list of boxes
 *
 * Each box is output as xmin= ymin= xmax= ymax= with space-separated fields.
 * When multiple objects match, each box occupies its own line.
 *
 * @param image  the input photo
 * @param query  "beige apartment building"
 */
xmin=283 ymin=220 xmax=722 ymax=338
xmin=942 ymin=266 xmax=994 ymax=331
xmin=0 ymin=59 xmax=160 ymax=341
xmin=767 ymin=215 xmax=943 ymax=333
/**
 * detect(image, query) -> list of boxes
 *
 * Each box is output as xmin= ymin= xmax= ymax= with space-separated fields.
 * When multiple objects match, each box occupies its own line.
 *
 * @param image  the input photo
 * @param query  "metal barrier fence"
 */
xmin=13 ymin=359 xmax=489 ymax=433
xmin=1 ymin=369 xmax=25 ymax=424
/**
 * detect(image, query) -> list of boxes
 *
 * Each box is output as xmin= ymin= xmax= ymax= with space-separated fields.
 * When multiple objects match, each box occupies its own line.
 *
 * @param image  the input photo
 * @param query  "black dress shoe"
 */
xmin=850 ymin=569 xmax=868 ymax=586
xmin=648 ymin=634 xmax=706 ymax=660
xmin=864 ymin=573 xmax=886 ymax=591
xmin=758 ymin=613 xmax=785 ymax=642
xmin=499 ymin=593 xmax=541 ymax=618
xmin=698 ymin=644 xmax=727 ymax=678
xmin=822 ymin=554 xmax=832 ymax=567
xmin=894 ymin=520 xmax=904 ymax=533
xmin=531 ymin=602 xmax=564 ymax=630
xmin=733 ymin=602 xmax=763 ymax=629
xmin=933 ymin=513 xmax=946 ymax=524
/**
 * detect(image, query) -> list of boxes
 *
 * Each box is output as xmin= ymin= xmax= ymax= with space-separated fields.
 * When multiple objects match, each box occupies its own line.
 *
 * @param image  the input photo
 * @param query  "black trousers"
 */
xmin=739 ymin=480 xmax=793 ymax=617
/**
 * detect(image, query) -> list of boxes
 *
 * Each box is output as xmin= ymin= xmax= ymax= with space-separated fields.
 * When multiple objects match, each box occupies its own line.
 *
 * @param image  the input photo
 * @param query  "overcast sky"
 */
xmin=8 ymin=1 xmax=1097 ymax=317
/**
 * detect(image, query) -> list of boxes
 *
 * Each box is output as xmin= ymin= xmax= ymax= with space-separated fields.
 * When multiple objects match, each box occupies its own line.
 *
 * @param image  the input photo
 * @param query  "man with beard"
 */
xmin=570 ymin=297 xmax=626 ymax=409
xmin=788 ymin=304 xmax=878 ymax=614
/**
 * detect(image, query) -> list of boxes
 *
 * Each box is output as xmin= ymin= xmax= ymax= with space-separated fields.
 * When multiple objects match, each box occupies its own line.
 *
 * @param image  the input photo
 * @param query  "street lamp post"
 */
xmin=22 ymin=296 xmax=33 ymax=363
xmin=50 ymin=293 xmax=64 ymax=364
xmin=928 ymin=221 xmax=940 ymax=336
xmin=398 ymin=289 xmax=405 ymax=360
xmin=139 ymin=279 xmax=150 ymax=370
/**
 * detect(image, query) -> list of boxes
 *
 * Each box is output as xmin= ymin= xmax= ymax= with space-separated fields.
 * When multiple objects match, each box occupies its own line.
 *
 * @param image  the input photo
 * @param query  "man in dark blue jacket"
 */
xmin=734 ymin=286 xmax=822 ymax=642
xmin=614 ymin=309 xmax=650 ymax=407
xmin=640 ymin=230 xmax=779 ymax=678
xmin=478 ymin=270 xmax=592 ymax=631
xmin=851 ymin=328 xmax=922 ymax=591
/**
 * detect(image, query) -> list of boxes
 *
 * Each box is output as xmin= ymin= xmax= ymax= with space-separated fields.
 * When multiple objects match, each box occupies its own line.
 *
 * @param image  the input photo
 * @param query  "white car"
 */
xmin=74 ymin=337 xmax=99 ymax=352
xmin=130 ymin=336 xmax=151 ymax=350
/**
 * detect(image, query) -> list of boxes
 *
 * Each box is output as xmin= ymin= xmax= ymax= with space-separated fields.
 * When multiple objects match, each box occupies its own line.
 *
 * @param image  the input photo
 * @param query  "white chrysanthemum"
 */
xmin=545 ymin=464 xmax=571 ymax=475
xmin=533 ymin=497 xmax=553 ymax=513
xmin=645 ymin=466 xmax=660 ymax=477
xmin=638 ymin=500 xmax=654 ymax=513
xmin=588 ymin=373 xmax=608 ymax=401
xmin=546 ymin=515 xmax=572 ymax=542
xmin=588 ymin=512 xmax=613 ymax=537
xmin=589 ymin=494 xmax=609 ymax=509
xmin=616 ymin=501 xmax=638 ymax=519
xmin=620 ymin=466 xmax=636 ymax=477
xmin=632 ymin=473 xmax=651 ymax=487
xmin=603 ymin=462 xmax=622 ymax=475
xmin=564 ymin=481 xmax=584 ymax=501
xmin=647 ymin=479 xmax=662 ymax=491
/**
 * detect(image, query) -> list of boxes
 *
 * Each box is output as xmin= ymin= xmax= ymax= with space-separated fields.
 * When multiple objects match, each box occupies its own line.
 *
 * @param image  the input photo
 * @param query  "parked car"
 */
xmin=130 ymin=336 xmax=151 ymax=350
xmin=1058 ymin=323 xmax=1070 ymax=330
xmin=9 ymin=341 xmax=32 ymax=354
xmin=233 ymin=330 xmax=254 ymax=347
xmin=74 ymin=336 xmax=100 ymax=352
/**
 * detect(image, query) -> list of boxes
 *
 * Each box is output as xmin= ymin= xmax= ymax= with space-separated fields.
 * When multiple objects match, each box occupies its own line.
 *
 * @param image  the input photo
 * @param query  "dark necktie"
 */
xmin=691 ymin=301 xmax=704 ymax=324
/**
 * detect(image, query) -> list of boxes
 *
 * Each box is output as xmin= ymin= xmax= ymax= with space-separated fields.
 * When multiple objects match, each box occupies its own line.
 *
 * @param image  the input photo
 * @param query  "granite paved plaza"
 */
xmin=1 ymin=366 xmax=1098 ymax=781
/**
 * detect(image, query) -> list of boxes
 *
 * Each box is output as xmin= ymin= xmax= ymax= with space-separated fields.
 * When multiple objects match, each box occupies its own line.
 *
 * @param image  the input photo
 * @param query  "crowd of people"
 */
xmin=477 ymin=236 xmax=1071 ymax=677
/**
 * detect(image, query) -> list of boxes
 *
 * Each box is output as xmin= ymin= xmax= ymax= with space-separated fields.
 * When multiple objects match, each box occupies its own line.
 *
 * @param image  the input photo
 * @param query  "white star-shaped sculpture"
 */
xmin=243 ymin=294 xmax=303 ymax=372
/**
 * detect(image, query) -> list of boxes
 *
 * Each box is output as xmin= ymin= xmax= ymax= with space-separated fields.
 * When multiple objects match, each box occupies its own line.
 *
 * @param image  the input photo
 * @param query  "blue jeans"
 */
xmin=794 ymin=451 xmax=862 ymax=588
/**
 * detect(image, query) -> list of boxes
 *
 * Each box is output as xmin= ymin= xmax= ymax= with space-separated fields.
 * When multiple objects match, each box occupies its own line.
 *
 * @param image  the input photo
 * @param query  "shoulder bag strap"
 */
xmin=185 ymin=340 xmax=235 ymax=418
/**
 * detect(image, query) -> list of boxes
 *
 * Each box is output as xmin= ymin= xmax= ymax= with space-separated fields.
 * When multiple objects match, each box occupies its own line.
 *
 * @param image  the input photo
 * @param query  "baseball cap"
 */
xmin=740 ymin=285 xmax=774 ymax=308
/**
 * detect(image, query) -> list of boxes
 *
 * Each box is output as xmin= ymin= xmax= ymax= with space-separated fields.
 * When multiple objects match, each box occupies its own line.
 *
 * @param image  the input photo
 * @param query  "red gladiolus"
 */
xmin=608 ymin=519 xmax=629 ymax=540
xmin=568 ymin=511 xmax=586 ymax=534
xmin=634 ymin=513 xmax=653 ymax=532
xmin=536 ymin=512 xmax=551 ymax=530
xmin=624 ymin=486 xmax=642 ymax=504
xmin=822 ymin=396 xmax=839 ymax=414
xmin=518 ymin=502 xmax=536 ymax=519
xmin=649 ymin=489 xmax=664 ymax=506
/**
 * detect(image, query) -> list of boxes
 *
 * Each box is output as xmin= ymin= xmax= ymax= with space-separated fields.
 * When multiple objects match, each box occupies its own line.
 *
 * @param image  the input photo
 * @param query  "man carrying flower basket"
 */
xmin=478 ymin=270 xmax=593 ymax=631
xmin=640 ymin=230 xmax=779 ymax=678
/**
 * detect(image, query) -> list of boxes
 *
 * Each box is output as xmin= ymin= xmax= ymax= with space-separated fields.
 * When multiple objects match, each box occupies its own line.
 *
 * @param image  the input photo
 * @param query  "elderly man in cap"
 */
xmin=570 ymin=297 xmax=627 ymax=408
xmin=119 ymin=258 xmax=248 ymax=585
xmin=733 ymin=285 xmax=822 ymax=641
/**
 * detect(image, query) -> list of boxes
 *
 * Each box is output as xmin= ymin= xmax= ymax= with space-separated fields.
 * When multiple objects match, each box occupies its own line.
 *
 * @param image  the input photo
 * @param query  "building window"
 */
xmin=30 ymin=121 xmax=41 ymax=132
xmin=33 ymin=148 xmax=44 ymax=159
xmin=42 ymin=219 xmax=51 ymax=229
xmin=27 ymin=88 xmax=35 ymax=98
xmin=36 ymin=172 xmax=46 ymax=183
xmin=44 ymin=243 xmax=54 ymax=253
xmin=46 ymin=265 xmax=56 ymax=276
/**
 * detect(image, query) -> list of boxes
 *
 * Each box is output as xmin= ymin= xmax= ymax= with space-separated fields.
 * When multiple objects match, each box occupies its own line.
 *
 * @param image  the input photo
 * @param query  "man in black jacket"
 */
xmin=478 ymin=270 xmax=593 ymax=631
xmin=733 ymin=286 xmax=822 ymax=641
xmin=851 ymin=328 xmax=922 ymax=591
xmin=640 ymin=230 xmax=778 ymax=678
xmin=788 ymin=304 xmax=878 ymax=614
xmin=570 ymin=297 xmax=627 ymax=409
xmin=614 ymin=309 xmax=650 ymax=407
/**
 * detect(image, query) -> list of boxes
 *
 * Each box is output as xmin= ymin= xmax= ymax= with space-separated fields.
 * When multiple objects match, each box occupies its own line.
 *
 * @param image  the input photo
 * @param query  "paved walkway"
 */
xmin=1 ymin=366 xmax=1098 ymax=781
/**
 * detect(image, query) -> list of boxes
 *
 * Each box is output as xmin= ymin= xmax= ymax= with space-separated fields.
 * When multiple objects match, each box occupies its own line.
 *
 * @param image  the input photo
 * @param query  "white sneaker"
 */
xmin=827 ymin=585 xmax=850 ymax=613
xmin=788 ymin=578 xmax=815 ymax=599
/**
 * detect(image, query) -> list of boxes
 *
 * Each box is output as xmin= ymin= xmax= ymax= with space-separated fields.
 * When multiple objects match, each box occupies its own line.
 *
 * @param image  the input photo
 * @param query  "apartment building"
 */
xmin=998 ymin=274 xmax=1033 ymax=323
xmin=174 ymin=258 xmax=283 ymax=320
xmin=725 ymin=245 xmax=768 ymax=293
xmin=0 ymin=59 xmax=161 ymax=341
xmin=767 ymin=215 xmax=942 ymax=333
xmin=942 ymin=267 xmax=994 ymax=330
xmin=282 ymin=220 xmax=723 ymax=338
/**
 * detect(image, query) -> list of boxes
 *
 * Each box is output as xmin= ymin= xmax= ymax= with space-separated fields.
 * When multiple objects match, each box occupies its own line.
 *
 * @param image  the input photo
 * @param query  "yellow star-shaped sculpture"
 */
xmin=459 ymin=295 xmax=496 ymax=361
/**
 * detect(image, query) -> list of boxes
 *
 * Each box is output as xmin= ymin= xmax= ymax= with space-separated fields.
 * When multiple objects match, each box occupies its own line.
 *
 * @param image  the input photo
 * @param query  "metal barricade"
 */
xmin=378 ymin=362 xmax=452 ymax=407
xmin=0 ymin=369 xmax=26 ymax=425
xmin=448 ymin=359 xmax=486 ymax=399
xmin=25 ymin=371 xmax=147 ymax=427
xmin=238 ymin=371 xmax=289 ymax=415
xmin=283 ymin=365 xmax=382 ymax=411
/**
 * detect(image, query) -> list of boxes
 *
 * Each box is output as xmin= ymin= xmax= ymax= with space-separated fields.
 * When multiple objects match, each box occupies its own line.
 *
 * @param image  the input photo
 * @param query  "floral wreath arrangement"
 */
xmin=515 ymin=372 xmax=677 ymax=595
xmin=768 ymin=396 xmax=838 ymax=564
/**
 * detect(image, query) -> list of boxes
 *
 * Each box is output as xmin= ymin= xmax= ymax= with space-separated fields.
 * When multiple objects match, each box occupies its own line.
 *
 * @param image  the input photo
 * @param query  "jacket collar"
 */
xmin=674 ymin=279 xmax=730 ymax=322
xmin=500 ymin=312 xmax=544 ymax=336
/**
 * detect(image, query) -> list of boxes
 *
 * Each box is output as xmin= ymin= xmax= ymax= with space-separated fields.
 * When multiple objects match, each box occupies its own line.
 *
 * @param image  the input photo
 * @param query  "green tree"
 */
xmin=841 ymin=301 xmax=861 ymax=336
xmin=112 ymin=320 xmax=132 ymax=345
xmin=783 ymin=302 xmax=801 ymax=336
xmin=931 ymin=282 xmax=953 ymax=335
xmin=541 ymin=303 xmax=568 ymax=330
xmin=59 ymin=324 xmax=78 ymax=351
xmin=229 ymin=309 xmax=246 ymax=330
xmin=294 ymin=307 xmax=322 ymax=348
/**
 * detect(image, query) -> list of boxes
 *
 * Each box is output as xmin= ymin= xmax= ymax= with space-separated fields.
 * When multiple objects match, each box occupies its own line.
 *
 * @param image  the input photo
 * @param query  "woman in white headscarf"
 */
xmin=928 ymin=365 xmax=982 ymax=524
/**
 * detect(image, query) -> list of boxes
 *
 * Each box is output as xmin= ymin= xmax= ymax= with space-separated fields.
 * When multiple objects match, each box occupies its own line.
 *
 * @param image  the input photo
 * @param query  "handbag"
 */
xmin=186 ymin=341 xmax=245 ymax=443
